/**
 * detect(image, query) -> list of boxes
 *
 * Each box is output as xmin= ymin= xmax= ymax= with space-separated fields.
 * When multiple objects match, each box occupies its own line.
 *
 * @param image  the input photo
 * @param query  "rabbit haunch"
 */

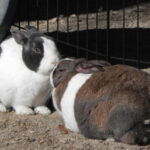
xmin=0 ymin=27 xmax=60 ymax=114
xmin=51 ymin=59 xmax=150 ymax=145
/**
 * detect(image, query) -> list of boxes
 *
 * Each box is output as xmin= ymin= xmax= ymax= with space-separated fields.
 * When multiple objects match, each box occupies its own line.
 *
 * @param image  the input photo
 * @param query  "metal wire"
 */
xmin=86 ymin=0 xmax=89 ymax=58
xmin=27 ymin=0 xmax=30 ymax=26
xmin=76 ymin=0 xmax=79 ymax=57
xmin=136 ymin=0 xmax=140 ymax=67
xmin=46 ymin=0 xmax=49 ymax=32
xmin=17 ymin=0 xmax=21 ymax=30
xmin=36 ymin=0 xmax=39 ymax=30
xmin=66 ymin=0 xmax=69 ymax=43
xmin=106 ymin=0 xmax=110 ymax=61
xmin=56 ymin=0 xmax=59 ymax=40
xmin=122 ymin=0 xmax=126 ymax=64
xmin=95 ymin=0 xmax=98 ymax=59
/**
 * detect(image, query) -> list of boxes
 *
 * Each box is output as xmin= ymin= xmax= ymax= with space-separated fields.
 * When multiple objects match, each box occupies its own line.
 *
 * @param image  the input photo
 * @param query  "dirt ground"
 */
xmin=0 ymin=69 xmax=149 ymax=150
xmin=0 ymin=111 xmax=149 ymax=150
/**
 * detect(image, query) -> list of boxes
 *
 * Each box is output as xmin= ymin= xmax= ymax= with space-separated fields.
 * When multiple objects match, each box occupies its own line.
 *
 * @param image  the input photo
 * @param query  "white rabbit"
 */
xmin=0 ymin=26 xmax=60 ymax=115
xmin=50 ymin=58 xmax=150 ymax=145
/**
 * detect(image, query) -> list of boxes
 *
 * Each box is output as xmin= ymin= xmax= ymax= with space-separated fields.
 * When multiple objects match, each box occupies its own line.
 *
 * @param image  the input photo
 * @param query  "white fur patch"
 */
xmin=34 ymin=106 xmax=51 ymax=115
xmin=60 ymin=73 xmax=92 ymax=132
xmin=38 ymin=37 xmax=59 ymax=75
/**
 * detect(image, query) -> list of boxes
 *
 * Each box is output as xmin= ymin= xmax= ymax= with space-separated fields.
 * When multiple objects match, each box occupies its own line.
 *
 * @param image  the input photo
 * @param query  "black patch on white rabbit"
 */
xmin=51 ymin=59 xmax=150 ymax=145
xmin=0 ymin=27 xmax=60 ymax=114
xmin=22 ymin=34 xmax=44 ymax=72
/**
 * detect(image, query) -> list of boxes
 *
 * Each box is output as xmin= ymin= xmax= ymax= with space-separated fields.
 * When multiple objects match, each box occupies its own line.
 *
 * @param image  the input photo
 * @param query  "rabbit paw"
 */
xmin=14 ymin=105 xmax=34 ymax=115
xmin=106 ymin=138 xmax=115 ymax=142
xmin=0 ymin=103 xmax=7 ymax=112
xmin=34 ymin=106 xmax=51 ymax=115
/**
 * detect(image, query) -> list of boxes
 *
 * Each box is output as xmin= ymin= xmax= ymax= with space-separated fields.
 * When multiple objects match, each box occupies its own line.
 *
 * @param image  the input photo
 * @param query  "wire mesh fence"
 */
xmin=12 ymin=0 xmax=150 ymax=68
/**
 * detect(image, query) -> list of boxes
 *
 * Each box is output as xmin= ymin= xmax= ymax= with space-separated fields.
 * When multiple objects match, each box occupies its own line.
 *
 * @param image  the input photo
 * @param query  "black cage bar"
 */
xmin=12 ymin=0 xmax=150 ymax=68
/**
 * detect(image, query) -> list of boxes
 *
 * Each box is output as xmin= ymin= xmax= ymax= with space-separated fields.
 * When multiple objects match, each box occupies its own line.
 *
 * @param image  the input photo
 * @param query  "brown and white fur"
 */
xmin=50 ymin=58 xmax=150 ymax=145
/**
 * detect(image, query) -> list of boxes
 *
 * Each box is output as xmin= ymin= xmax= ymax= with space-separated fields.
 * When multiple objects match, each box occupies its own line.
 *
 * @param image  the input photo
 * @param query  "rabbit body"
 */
xmin=0 ymin=27 xmax=60 ymax=114
xmin=51 ymin=59 xmax=150 ymax=145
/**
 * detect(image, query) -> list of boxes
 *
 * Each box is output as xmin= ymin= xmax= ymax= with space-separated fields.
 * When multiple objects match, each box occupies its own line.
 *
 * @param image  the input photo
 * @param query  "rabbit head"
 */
xmin=10 ymin=26 xmax=60 ymax=75
xmin=50 ymin=58 xmax=111 ymax=87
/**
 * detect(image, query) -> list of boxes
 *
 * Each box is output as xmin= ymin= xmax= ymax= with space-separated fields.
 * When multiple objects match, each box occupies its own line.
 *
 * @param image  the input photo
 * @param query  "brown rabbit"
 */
xmin=50 ymin=58 xmax=150 ymax=145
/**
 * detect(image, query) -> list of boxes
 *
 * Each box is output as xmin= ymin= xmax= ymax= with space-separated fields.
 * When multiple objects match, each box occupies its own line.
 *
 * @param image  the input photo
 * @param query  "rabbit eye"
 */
xmin=58 ymin=69 xmax=66 ymax=72
xmin=32 ymin=48 xmax=41 ymax=54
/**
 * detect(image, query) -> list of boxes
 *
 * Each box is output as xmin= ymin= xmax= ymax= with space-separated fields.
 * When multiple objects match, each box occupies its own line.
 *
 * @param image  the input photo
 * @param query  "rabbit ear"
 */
xmin=88 ymin=60 xmax=111 ymax=67
xmin=75 ymin=63 xmax=104 ymax=73
xmin=75 ymin=60 xmax=111 ymax=73
xmin=25 ymin=25 xmax=38 ymax=33
xmin=10 ymin=29 xmax=29 ymax=45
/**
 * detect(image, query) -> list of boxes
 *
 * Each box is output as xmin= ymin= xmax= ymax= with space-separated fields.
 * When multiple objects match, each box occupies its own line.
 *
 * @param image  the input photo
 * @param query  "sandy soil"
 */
xmin=0 ymin=111 xmax=149 ymax=150
xmin=143 ymin=68 xmax=150 ymax=74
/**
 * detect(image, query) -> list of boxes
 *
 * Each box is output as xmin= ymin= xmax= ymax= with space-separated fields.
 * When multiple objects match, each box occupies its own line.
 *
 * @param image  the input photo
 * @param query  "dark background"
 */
xmin=12 ymin=0 xmax=150 ymax=68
